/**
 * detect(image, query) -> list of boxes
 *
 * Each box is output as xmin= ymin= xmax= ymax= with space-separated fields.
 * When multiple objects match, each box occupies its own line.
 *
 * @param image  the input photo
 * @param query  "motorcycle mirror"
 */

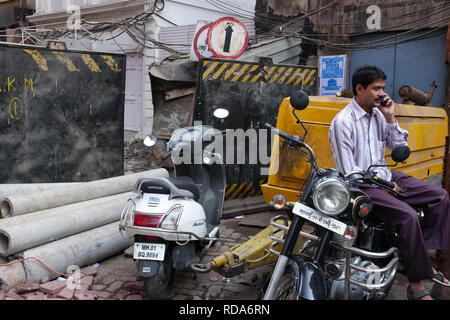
xmin=391 ymin=145 xmax=410 ymax=163
xmin=367 ymin=144 xmax=411 ymax=172
xmin=213 ymin=108 xmax=229 ymax=119
xmin=143 ymin=135 xmax=158 ymax=147
xmin=289 ymin=90 xmax=309 ymax=111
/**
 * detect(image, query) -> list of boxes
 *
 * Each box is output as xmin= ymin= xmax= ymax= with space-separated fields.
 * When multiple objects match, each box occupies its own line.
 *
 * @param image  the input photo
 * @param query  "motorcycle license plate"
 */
xmin=292 ymin=202 xmax=347 ymax=236
xmin=134 ymin=243 xmax=165 ymax=261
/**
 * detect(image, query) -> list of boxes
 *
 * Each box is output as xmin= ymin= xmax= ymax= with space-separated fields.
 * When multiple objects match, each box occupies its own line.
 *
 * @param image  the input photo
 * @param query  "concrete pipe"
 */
xmin=17 ymin=222 xmax=133 ymax=284
xmin=0 ymin=192 xmax=133 ymax=257
xmin=1 ymin=168 xmax=169 ymax=217
xmin=0 ymin=183 xmax=80 ymax=204
xmin=0 ymin=262 xmax=26 ymax=292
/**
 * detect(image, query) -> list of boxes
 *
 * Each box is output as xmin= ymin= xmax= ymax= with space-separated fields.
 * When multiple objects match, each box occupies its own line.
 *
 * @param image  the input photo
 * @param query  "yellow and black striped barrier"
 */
xmin=201 ymin=59 xmax=316 ymax=88
xmin=225 ymin=179 xmax=267 ymax=200
xmin=23 ymin=49 xmax=122 ymax=73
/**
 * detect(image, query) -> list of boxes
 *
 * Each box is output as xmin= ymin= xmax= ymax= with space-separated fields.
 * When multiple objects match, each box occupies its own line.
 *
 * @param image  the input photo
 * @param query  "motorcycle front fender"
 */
xmin=290 ymin=256 xmax=327 ymax=300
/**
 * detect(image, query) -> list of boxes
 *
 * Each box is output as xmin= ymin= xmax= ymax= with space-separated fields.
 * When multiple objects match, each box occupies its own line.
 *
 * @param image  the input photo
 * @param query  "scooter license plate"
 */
xmin=134 ymin=243 xmax=165 ymax=261
xmin=292 ymin=202 xmax=347 ymax=236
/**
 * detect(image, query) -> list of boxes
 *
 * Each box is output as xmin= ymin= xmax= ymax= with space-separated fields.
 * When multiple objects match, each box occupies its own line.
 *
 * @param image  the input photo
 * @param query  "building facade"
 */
xmin=29 ymin=0 xmax=256 ymax=140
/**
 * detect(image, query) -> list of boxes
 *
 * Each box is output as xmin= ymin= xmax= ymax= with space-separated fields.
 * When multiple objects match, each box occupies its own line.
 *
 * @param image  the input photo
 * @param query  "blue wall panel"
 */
xmin=349 ymin=31 xmax=446 ymax=107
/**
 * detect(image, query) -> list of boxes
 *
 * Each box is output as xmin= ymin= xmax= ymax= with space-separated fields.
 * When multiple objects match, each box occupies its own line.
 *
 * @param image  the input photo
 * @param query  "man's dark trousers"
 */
xmin=360 ymin=170 xmax=450 ymax=282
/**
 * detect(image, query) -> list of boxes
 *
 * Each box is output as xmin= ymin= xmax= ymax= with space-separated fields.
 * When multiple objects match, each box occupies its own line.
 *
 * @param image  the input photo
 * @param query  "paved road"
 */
xmin=91 ymin=213 xmax=444 ymax=301
xmin=92 ymin=217 xmax=272 ymax=300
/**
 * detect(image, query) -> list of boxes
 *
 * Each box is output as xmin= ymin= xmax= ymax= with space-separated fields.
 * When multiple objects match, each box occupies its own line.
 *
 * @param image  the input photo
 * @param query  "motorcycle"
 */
xmin=119 ymin=124 xmax=226 ymax=299
xmin=260 ymin=90 xmax=412 ymax=300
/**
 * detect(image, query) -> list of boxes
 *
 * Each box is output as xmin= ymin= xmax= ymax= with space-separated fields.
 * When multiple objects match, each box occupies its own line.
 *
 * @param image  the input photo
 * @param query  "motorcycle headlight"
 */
xmin=313 ymin=178 xmax=350 ymax=216
xmin=159 ymin=204 xmax=183 ymax=230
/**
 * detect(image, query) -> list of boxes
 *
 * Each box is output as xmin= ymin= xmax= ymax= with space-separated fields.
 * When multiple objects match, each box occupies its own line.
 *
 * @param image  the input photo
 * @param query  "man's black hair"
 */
xmin=352 ymin=65 xmax=387 ymax=95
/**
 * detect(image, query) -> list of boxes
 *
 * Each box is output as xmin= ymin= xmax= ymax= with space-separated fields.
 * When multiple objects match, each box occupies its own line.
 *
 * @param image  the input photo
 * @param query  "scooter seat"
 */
xmin=169 ymin=177 xmax=200 ymax=201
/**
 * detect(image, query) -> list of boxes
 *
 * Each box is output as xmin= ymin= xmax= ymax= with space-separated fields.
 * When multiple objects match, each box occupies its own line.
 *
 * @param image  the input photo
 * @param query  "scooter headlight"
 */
xmin=313 ymin=178 xmax=350 ymax=216
xmin=159 ymin=204 xmax=183 ymax=230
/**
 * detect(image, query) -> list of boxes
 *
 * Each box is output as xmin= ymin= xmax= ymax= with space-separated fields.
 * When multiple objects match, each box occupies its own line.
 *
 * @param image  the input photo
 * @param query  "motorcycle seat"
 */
xmin=169 ymin=177 xmax=201 ymax=202
xmin=134 ymin=177 xmax=199 ymax=201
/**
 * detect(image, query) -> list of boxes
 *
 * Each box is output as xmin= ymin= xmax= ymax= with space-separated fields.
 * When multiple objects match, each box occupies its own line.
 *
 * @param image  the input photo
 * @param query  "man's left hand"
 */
xmin=393 ymin=182 xmax=400 ymax=193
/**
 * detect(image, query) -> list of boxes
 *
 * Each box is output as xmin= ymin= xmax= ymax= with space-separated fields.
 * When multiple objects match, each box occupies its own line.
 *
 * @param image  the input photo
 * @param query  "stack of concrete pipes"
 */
xmin=0 ymin=168 xmax=169 ymax=291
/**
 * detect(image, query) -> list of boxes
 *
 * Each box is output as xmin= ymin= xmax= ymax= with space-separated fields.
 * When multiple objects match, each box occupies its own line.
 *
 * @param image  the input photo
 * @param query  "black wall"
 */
xmin=0 ymin=43 xmax=126 ymax=183
xmin=194 ymin=57 xmax=317 ymax=199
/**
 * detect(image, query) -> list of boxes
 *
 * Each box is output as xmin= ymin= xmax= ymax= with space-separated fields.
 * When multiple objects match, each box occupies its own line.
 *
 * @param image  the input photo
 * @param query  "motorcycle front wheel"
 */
xmin=259 ymin=264 xmax=301 ymax=300
xmin=144 ymin=254 xmax=173 ymax=300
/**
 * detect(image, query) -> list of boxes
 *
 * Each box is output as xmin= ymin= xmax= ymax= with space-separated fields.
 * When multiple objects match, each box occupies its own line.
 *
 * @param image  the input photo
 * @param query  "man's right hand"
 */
xmin=377 ymin=94 xmax=396 ymax=124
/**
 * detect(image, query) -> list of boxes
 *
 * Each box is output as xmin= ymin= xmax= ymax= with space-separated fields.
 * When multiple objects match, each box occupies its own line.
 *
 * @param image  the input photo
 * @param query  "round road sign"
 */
xmin=192 ymin=23 xmax=215 ymax=59
xmin=207 ymin=17 xmax=248 ymax=59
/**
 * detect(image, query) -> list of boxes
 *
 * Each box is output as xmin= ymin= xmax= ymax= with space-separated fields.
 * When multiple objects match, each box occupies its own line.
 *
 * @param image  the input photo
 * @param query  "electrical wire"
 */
xmin=264 ymin=7 xmax=449 ymax=52
xmin=396 ymin=1 xmax=450 ymax=18
xmin=31 ymin=0 xmax=188 ymax=55
xmin=209 ymin=0 xmax=449 ymax=35
xmin=251 ymin=0 xmax=449 ymax=44
xmin=295 ymin=21 xmax=448 ymax=51
xmin=27 ymin=0 xmax=450 ymax=56
xmin=342 ymin=2 xmax=450 ymax=38
xmin=205 ymin=0 xmax=254 ymax=20
xmin=0 ymin=257 xmax=71 ymax=278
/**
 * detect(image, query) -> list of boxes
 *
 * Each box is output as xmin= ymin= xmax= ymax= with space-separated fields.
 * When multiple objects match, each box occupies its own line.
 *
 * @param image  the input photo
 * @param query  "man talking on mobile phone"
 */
xmin=329 ymin=65 xmax=450 ymax=300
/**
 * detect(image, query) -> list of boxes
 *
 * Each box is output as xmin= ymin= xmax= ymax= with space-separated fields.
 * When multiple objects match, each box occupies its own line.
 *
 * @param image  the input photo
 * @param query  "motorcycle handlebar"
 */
xmin=346 ymin=170 xmax=396 ymax=191
xmin=264 ymin=123 xmax=298 ymax=143
xmin=264 ymin=123 xmax=318 ymax=171
xmin=372 ymin=175 xmax=396 ymax=190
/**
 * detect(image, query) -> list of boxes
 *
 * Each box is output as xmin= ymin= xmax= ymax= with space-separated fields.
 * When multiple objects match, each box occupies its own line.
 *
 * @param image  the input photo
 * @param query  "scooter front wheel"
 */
xmin=143 ymin=254 xmax=173 ymax=300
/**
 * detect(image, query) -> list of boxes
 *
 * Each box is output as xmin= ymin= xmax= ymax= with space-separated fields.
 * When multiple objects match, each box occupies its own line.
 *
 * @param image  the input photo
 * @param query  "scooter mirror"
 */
xmin=213 ymin=108 xmax=229 ymax=119
xmin=143 ymin=135 xmax=158 ymax=147
xmin=289 ymin=90 xmax=309 ymax=111
xmin=391 ymin=145 xmax=410 ymax=163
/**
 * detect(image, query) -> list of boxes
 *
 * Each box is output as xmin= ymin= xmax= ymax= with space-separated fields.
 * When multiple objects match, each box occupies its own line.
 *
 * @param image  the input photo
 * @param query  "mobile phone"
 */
xmin=380 ymin=99 xmax=388 ymax=106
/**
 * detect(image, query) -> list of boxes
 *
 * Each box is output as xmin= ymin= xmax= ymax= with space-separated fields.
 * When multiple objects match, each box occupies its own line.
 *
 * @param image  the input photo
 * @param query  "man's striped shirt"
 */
xmin=328 ymin=99 xmax=409 ymax=181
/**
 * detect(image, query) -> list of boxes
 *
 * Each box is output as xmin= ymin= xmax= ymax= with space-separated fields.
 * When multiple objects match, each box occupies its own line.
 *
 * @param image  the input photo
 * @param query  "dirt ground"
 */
xmin=124 ymin=138 xmax=170 ymax=174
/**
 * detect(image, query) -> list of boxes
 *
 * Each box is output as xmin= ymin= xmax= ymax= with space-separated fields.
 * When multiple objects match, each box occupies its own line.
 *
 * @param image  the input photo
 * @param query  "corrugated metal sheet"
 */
xmin=157 ymin=24 xmax=197 ymax=60
xmin=240 ymin=17 xmax=256 ymax=39
xmin=124 ymin=53 xmax=144 ymax=131
xmin=239 ymin=37 xmax=302 ymax=65
xmin=50 ymin=0 xmax=63 ymax=11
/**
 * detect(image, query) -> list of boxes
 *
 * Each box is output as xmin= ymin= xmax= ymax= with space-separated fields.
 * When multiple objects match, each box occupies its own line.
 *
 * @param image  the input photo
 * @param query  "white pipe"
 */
xmin=0 ymin=192 xmax=133 ymax=257
xmin=0 ymin=263 xmax=26 ymax=292
xmin=1 ymin=168 xmax=169 ymax=217
xmin=17 ymin=222 xmax=133 ymax=284
xmin=0 ymin=183 xmax=80 ymax=204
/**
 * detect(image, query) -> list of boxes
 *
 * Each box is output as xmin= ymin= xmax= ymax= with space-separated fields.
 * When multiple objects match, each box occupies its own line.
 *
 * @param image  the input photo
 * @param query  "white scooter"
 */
xmin=119 ymin=124 xmax=226 ymax=299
